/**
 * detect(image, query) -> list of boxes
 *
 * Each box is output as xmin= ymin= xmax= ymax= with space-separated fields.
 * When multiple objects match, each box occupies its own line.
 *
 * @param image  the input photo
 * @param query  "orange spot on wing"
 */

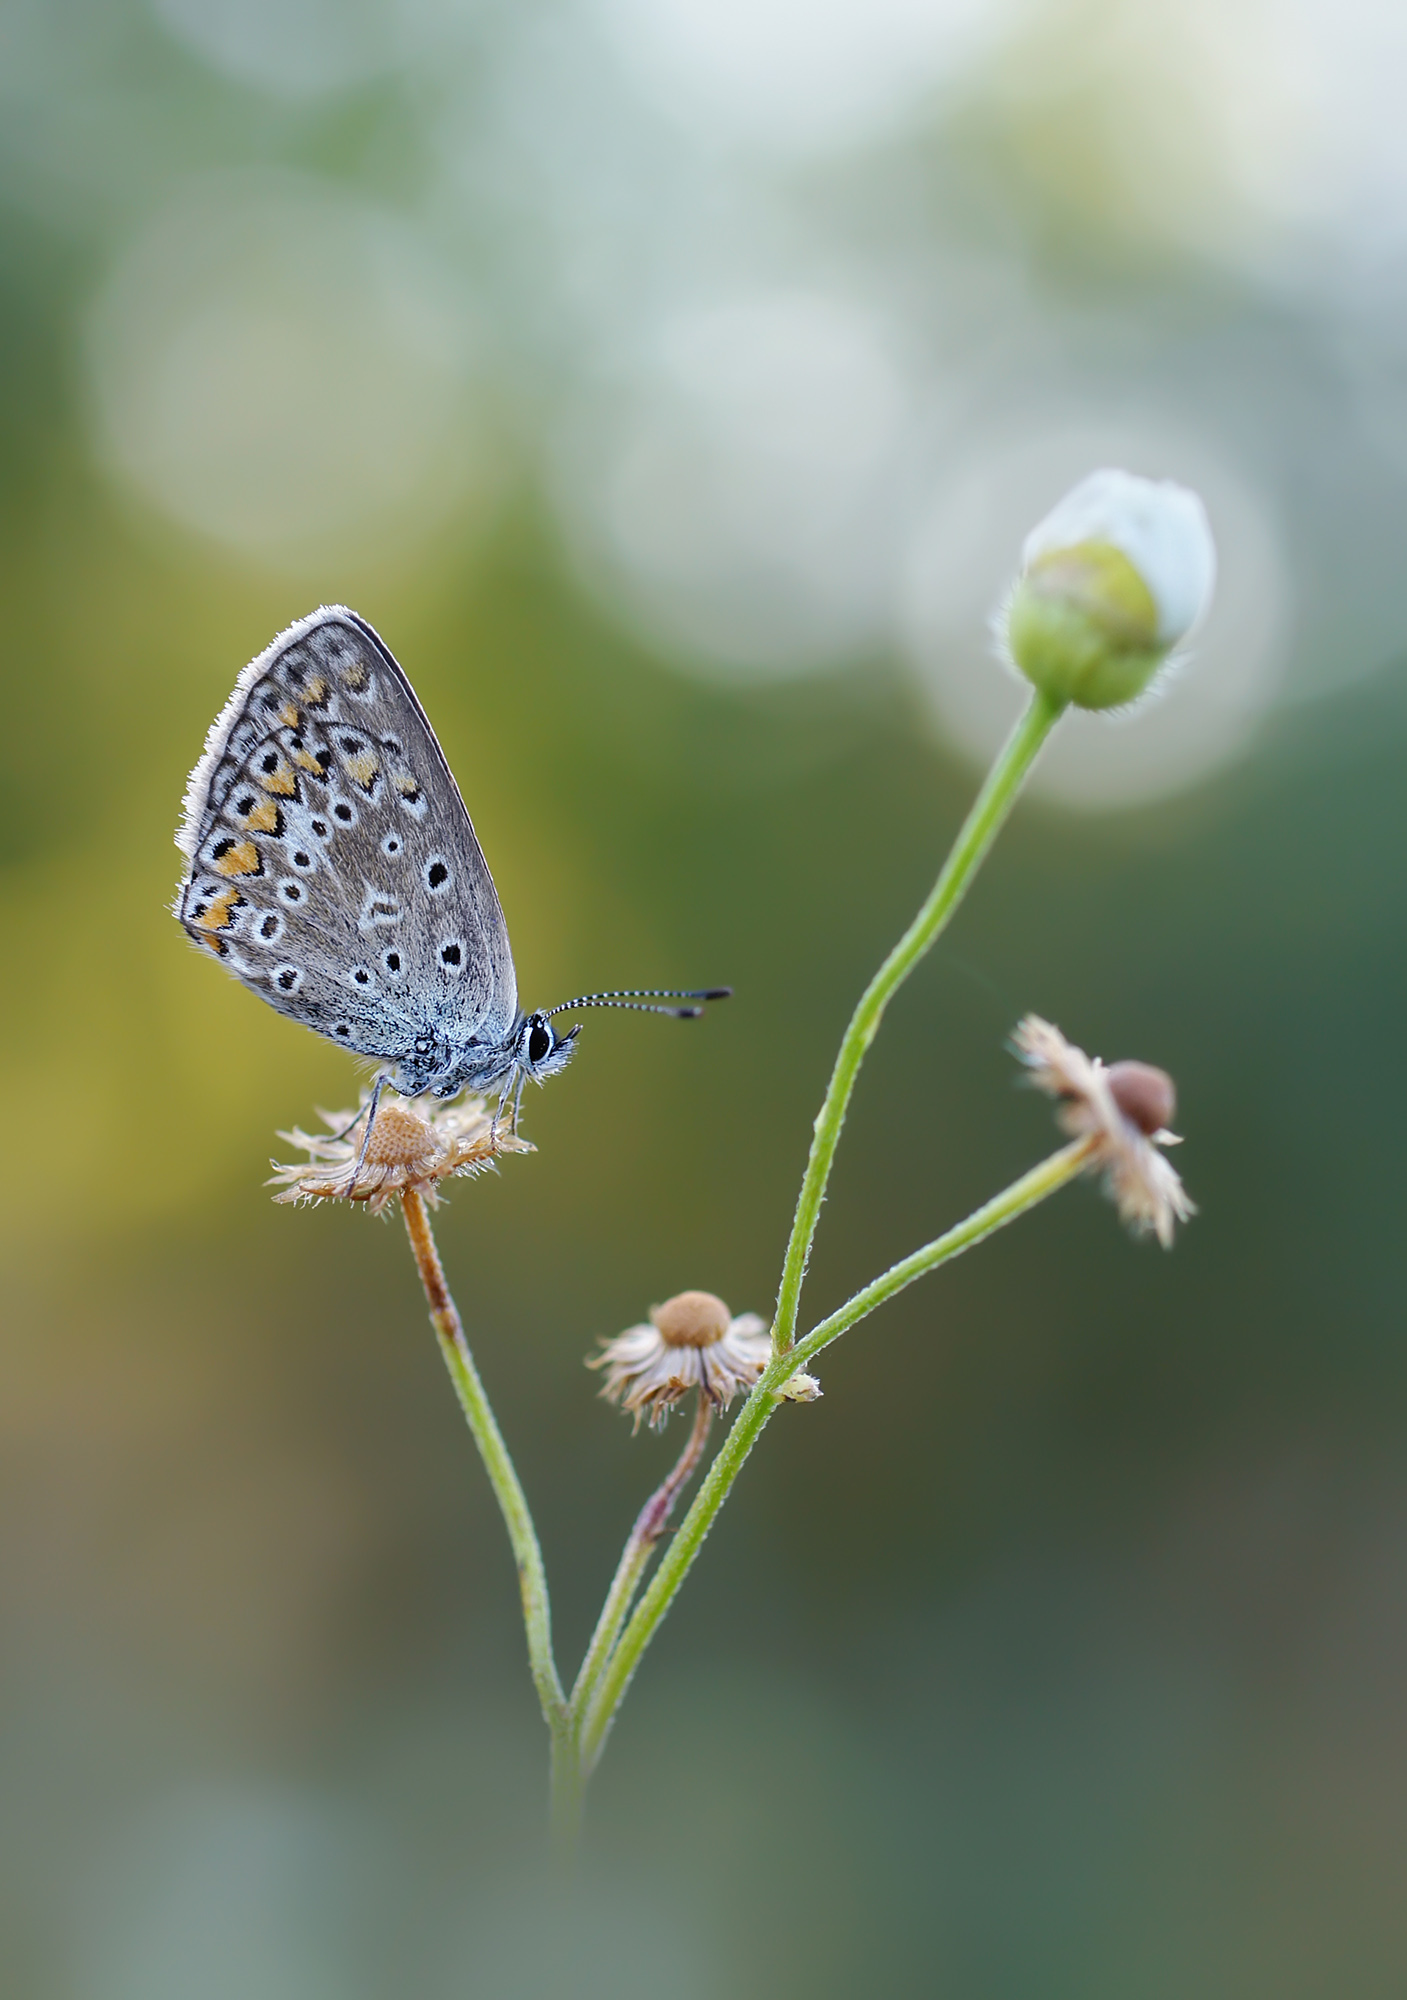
xmin=342 ymin=660 xmax=369 ymax=690
xmin=213 ymin=840 xmax=261 ymax=877
xmin=346 ymin=751 xmax=380 ymax=789
xmin=245 ymin=797 xmax=281 ymax=833
xmin=279 ymin=700 xmax=300 ymax=727
xmin=260 ymin=764 xmax=297 ymax=796
xmin=193 ymin=886 xmax=242 ymax=932
xmin=303 ymin=675 xmax=328 ymax=705
xmin=292 ymin=749 xmax=323 ymax=774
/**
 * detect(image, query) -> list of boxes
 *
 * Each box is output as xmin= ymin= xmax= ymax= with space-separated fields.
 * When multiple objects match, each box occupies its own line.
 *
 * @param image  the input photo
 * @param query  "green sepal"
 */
xmin=1007 ymin=540 xmax=1167 ymax=710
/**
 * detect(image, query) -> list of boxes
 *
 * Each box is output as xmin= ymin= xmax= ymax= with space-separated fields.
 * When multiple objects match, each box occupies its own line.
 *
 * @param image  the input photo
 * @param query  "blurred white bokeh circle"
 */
xmin=85 ymin=172 xmax=490 ymax=572
xmin=899 ymin=418 xmax=1290 ymax=810
xmin=553 ymin=290 xmax=917 ymax=677
xmin=591 ymin=0 xmax=1027 ymax=158
xmin=1279 ymin=0 xmax=1407 ymax=254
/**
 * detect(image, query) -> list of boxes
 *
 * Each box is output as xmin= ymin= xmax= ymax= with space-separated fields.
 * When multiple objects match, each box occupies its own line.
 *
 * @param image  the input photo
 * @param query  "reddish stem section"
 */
xmin=402 ymin=1186 xmax=453 ymax=1321
xmin=635 ymin=1395 xmax=714 ymax=1545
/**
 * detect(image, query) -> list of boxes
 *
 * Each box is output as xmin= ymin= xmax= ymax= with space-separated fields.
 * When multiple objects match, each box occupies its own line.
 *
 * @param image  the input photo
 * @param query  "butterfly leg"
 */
xmin=339 ymin=1072 xmax=388 ymax=1197
xmin=325 ymin=1082 xmax=388 ymax=1148
xmin=498 ymin=1067 xmax=527 ymax=1138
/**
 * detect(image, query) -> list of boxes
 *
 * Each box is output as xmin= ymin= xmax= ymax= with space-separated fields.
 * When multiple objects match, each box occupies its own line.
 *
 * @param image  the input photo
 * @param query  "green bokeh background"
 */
xmin=4 ymin=4 xmax=1407 ymax=1995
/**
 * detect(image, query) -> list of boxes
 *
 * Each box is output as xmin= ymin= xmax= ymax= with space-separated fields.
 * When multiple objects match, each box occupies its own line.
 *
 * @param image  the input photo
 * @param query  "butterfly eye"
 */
xmin=528 ymin=1019 xmax=553 ymax=1065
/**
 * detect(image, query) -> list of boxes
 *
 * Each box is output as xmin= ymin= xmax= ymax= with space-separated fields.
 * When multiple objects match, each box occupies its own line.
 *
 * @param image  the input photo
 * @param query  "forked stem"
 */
xmin=401 ymin=688 xmax=1071 ymax=1842
xmin=578 ymin=1137 xmax=1095 ymax=1770
xmin=772 ymin=688 xmax=1065 ymax=1358
xmin=569 ymin=1394 xmax=714 ymax=1736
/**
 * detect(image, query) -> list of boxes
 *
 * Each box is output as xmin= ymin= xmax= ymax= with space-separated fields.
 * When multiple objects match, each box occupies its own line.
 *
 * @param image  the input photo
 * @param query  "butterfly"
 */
xmin=174 ymin=606 xmax=727 ymax=1131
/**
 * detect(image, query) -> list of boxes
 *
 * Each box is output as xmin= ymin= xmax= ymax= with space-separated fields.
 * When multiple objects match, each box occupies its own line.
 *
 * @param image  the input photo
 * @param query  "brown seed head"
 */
xmin=1012 ymin=1015 xmax=1194 ymax=1248
xmin=1106 ymin=1061 xmax=1176 ymax=1136
xmin=651 ymin=1290 xmax=732 ymax=1348
xmin=364 ymin=1102 xmax=441 ymax=1170
xmin=268 ymin=1091 xmax=530 ymax=1214
xmin=590 ymin=1297 xmax=771 ymax=1426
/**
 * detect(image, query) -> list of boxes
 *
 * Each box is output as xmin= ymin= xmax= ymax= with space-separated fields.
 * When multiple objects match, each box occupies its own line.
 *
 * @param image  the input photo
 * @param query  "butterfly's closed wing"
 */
xmin=175 ymin=607 xmax=518 ymax=1067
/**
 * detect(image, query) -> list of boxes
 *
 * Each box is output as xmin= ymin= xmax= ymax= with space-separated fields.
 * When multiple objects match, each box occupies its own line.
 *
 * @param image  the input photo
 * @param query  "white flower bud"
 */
xmin=1004 ymin=469 xmax=1217 ymax=710
xmin=776 ymin=1369 xmax=822 ymax=1403
xmin=1023 ymin=470 xmax=1216 ymax=648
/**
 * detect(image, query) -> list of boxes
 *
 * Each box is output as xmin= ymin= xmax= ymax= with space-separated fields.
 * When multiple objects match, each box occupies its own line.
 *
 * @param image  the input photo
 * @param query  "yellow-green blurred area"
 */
xmin=4 ymin=0 xmax=1407 ymax=1991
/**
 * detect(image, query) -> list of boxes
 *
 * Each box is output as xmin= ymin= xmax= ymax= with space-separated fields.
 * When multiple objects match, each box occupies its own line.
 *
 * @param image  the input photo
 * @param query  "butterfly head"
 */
xmin=503 ymin=987 xmax=732 ymax=1096
xmin=421 ymin=987 xmax=727 ymax=1101
xmin=517 ymin=1009 xmax=580 ymax=1085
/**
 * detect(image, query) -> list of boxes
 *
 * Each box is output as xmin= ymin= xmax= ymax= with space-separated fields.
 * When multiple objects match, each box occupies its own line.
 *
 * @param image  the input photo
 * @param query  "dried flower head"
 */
xmin=269 ymin=1093 xmax=532 ymax=1215
xmin=589 ymin=1289 xmax=772 ymax=1429
xmin=1013 ymin=1015 xmax=1195 ymax=1248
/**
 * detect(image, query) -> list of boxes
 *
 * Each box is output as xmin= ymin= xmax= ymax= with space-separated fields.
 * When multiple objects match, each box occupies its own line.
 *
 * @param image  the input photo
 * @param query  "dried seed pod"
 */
xmin=1105 ymin=1061 xmax=1176 ymax=1137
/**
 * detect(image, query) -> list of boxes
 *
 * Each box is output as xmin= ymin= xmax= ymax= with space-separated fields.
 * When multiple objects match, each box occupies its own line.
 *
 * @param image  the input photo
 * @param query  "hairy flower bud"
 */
xmin=1005 ymin=470 xmax=1216 ymax=710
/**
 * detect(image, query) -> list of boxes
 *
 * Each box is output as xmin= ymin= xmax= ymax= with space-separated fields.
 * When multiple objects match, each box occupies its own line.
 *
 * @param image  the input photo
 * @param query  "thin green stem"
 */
xmin=577 ymin=1136 xmax=1094 ymax=1769
xmin=549 ymin=1721 xmax=585 ymax=1863
xmin=772 ymin=688 xmax=1065 ymax=1359
xmin=401 ymin=1188 xmax=566 ymax=1733
xmin=786 ymin=1137 xmax=1094 ymax=1376
xmin=569 ymin=1393 xmax=713 ymax=1737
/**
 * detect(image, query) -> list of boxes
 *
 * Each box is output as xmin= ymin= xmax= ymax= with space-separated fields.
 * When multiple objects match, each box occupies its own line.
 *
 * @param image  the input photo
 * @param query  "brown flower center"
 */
xmin=651 ymin=1290 xmax=732 ymax=1348
xmin=365 ymin=1103 xmax=441 ymax=1169
xmin=1106 ymin=1061 xmax=1176 ymax=1136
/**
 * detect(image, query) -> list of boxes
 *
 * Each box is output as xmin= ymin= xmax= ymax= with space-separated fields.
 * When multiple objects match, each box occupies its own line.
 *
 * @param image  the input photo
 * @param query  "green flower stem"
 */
xmin=577 ymin=1135 xmax=1095 ymax=1770
xmin=783 ymin=1136 xmax=1094 ymax=1377
xmin=568 ymin=1394 xmax=713 ymax=1737
xmin=549 ymin=1727 xmax=586 ymax=1860
xmin=771 ymin=687 xmax=1065 ymax=1360
xmin=401 ymin=1188 xmax=566 ymax=1736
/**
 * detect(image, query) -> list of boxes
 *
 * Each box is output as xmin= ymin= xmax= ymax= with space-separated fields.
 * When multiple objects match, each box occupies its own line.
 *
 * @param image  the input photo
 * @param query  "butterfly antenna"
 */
xmin=545 ymin=986 xmax=731 ymax=1021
